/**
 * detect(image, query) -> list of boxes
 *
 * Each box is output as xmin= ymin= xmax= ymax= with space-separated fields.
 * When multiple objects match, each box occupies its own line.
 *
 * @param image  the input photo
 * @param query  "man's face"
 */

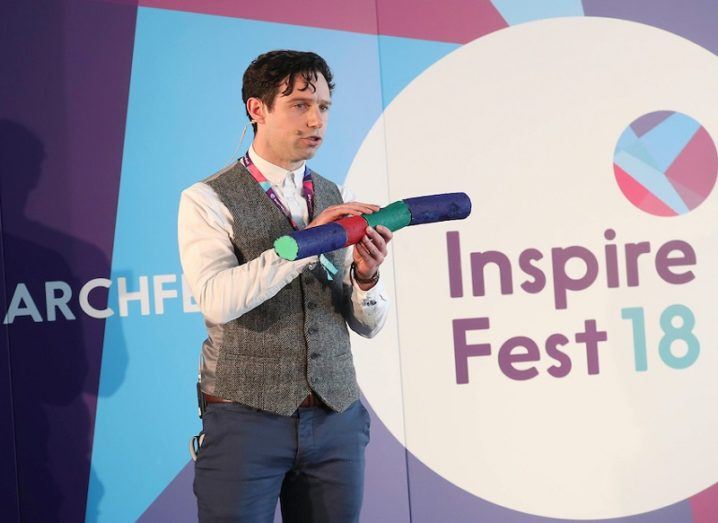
xmin=255 ymin=72 xmax=331 ymax=167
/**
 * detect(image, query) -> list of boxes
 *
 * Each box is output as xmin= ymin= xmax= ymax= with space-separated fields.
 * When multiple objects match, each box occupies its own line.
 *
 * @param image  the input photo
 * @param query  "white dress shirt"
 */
xmin=178 ymin=145 xmax=389 ymax=337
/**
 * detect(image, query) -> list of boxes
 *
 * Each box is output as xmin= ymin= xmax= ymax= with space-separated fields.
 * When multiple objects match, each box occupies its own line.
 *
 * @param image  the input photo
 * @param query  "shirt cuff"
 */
xmin=350 ymin=268 xmax=385 ymax=300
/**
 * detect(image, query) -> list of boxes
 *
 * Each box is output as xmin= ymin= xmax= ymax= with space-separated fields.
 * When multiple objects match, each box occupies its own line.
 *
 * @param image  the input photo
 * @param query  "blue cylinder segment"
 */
xmin=293 ymin=222 xmax=348 ymax=259
xmin=403 ymin=192 xmax=472 ymax=225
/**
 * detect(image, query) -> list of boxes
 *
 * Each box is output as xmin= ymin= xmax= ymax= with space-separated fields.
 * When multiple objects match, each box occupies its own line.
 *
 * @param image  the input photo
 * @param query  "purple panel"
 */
xmin=582 ymin=0 xmax=718 ymax=54
xmin=0 ymin=219 xmax=20 ymax=523
xmin=137 ymin=460 xmax=197 ymax=522
xmin=0 ymin=1 xmax=137 ymax=521
xmin=406 ymin=453 xmax=694 ymax=522
xmin=361 ymin=398 xmax=412 ymax=523
xmin=630 ymin=110 xmax=673 ymax=137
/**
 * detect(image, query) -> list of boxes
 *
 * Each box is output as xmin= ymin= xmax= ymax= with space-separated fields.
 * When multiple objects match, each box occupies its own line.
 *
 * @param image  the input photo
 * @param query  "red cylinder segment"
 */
xmin=338 ymin=215 xmax=369 ymax=247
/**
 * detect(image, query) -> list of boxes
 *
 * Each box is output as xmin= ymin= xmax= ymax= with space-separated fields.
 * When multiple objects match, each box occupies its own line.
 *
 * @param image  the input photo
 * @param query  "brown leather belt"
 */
xmin=203 ymin=393 xmax=233 ymax=405
xmin=203 ymin=392 xmax=322 ymax=408
xmin=298 ymin=392 xmax=323 ymax=408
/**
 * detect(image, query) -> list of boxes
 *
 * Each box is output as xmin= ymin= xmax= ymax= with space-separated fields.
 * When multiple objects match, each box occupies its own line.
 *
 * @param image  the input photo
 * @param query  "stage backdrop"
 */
xmin=2 ymin=1 xmax=718 ymax=522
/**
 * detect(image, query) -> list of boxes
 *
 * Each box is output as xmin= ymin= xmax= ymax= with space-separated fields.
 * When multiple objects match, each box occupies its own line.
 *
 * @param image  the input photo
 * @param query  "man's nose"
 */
xmin=307 ymin=105 xmax=323 ymax=128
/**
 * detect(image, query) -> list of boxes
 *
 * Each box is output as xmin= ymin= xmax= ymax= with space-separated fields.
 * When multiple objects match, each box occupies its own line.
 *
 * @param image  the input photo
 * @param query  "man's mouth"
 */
xmin=303 ymin=136 xmax=322 ymax=145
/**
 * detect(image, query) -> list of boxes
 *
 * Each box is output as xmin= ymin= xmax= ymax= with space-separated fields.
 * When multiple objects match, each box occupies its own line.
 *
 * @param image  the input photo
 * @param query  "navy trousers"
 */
xmin=193 ymin=399 xmax=371 ymax=522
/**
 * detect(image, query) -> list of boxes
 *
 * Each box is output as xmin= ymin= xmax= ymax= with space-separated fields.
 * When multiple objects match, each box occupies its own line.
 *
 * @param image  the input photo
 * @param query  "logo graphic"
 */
xmin=613 ymin=111 xmax=718 ymax=216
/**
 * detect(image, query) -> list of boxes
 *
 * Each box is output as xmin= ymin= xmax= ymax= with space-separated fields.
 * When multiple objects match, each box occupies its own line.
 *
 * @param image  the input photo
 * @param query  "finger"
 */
xmin=347 ymin=201 xmax=380 ymax=211
xmin=314 ymin=205 xmax=364 ymax=224
xmin=344 ymin=201 xmax=381 ymax=214
xmin=345 ymin=207 xmax=377 ymax=216
xmin=375 ymin=225 xmax=394 ymax=243
xmin=309 ymin=203 xmax=381 ymax=228
xmin=355 ymin=251 xmax=379 ymax=279
xmin=327 ymin=207 xmax=361 ymax=218
xmin=365 ymin=227 xmax=388 ymax=256
xmin=319 ymin=206 xmax=367 ymax=220
xmin=355 ymin=242 xmax=374 ymax=264
xmin=361 ymin=233 xmax=383 ymax=260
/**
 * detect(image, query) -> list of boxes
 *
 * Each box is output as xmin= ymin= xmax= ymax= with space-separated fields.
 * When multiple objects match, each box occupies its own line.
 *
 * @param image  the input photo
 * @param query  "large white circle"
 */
xmin=348 ymin=17 xmax=718 ymax=519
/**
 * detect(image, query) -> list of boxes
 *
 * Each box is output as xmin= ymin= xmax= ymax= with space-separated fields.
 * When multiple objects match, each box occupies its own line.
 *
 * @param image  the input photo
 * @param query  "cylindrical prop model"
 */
xmin=274 ymin=192 xmax=472 ymax=261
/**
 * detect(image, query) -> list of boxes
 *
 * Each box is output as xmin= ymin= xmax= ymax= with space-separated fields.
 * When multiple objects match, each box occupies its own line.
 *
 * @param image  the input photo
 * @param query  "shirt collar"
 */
xmin=248 ymin=145 xmax=305 ymax=188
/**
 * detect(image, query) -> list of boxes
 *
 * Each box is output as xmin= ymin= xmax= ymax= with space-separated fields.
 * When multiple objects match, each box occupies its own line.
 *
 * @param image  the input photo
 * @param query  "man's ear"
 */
xmin=246 ymin=97 xmax=265 ymax=125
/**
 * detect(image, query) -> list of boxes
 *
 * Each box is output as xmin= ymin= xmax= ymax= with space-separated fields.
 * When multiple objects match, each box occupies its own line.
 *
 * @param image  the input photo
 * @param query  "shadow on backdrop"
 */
xmin=0 ymin=119 xmax=128 ymax=522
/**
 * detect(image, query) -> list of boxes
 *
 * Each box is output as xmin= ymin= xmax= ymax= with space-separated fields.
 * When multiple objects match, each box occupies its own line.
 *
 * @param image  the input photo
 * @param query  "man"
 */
xmin=178 ymin=50 xmax=392 ymax=522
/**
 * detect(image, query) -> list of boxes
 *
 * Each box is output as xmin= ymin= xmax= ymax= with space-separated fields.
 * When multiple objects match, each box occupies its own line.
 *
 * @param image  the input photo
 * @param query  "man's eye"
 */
xmin=295 ymin=103 xmax=307 ymax=109
xmin=320 ymin=105 xmax=330 ymax=112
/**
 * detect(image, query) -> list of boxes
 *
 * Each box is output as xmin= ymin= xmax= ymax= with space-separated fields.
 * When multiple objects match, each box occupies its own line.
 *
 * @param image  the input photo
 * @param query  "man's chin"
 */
xmin=296 ymin=148 xmax=319 ymax=161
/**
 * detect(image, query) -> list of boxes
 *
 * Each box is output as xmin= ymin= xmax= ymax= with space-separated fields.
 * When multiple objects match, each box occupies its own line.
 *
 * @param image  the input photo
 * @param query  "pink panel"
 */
xmin=668 ymin=178 xmax=706 ymax=210
xmin=615 ymin=164 xmax=647 ymax=205
xmin=638 ymin=190 xmax=678 ymax=216
xmin=376 ymin=0 xmax=507 ymax=43
xmin=139 ymin=0 xmax=378 ymax=34
xmin=614 ymin=164 xmax=676 ymax=216
xmin=691 ymin=482 xmax=718 ymax=523
xmin=664 ymin=127 xmax=718 ymax=207
xmin=139 ymin=0 xmax=508 ymax=42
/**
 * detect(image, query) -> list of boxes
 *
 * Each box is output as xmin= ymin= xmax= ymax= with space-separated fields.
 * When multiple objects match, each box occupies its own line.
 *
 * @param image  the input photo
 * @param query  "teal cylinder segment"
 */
xmin=362 ymin=201 xmax=411 ymax=232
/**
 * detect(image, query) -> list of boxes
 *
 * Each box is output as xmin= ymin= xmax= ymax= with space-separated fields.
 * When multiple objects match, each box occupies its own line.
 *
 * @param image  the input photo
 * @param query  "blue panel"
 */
xmin=615 ymin=126 xmax=638 ymax=152
xmin=491 ymin=0 xmax=584 ymax=26
xmin=377 ymin=35 xmax=459 ymax=107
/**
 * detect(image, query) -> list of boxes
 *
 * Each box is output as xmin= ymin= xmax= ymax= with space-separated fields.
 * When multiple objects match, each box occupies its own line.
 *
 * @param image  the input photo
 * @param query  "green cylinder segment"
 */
xmin=362 ymin=200 xmax=411 ymax=232
xmin=274 ymin=235 xmax=299 ymax=261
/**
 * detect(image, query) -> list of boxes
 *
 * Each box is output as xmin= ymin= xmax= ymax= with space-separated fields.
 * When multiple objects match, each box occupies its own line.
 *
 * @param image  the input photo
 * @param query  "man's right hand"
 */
xmin=306 ymin=201 xmax=380 ymax=228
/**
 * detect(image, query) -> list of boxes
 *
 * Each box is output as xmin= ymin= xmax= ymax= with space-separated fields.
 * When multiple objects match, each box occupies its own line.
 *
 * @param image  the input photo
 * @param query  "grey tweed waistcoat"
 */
xmin=204 ymin=162 xmax=359 ymax=415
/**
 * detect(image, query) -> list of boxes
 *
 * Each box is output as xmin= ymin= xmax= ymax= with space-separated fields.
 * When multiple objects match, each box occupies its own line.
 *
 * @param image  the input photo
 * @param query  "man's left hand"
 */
xmin=353 ymin=225 xmax=393 ymax=290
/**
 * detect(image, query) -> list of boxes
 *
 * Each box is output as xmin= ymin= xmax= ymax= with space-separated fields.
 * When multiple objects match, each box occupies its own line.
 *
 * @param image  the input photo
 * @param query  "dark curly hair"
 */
xmin=242 ymin=50 xmax=335 ymax=133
